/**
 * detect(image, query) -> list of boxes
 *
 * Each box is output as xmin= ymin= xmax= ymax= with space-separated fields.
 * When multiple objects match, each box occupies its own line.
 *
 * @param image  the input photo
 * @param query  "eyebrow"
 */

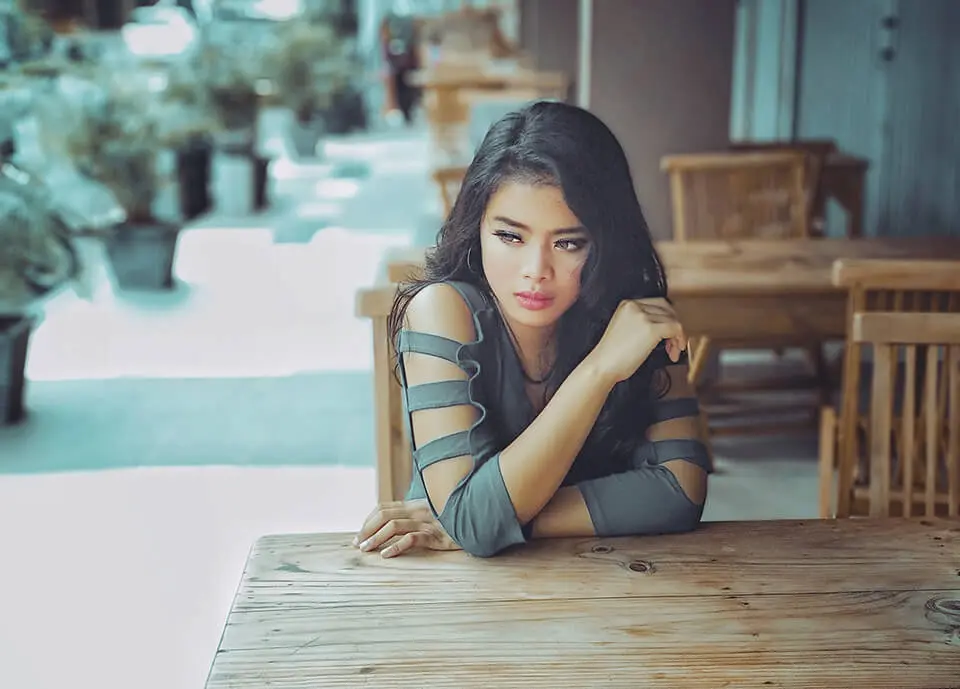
xmin=492 ymin=216 xmax=587 ymax=236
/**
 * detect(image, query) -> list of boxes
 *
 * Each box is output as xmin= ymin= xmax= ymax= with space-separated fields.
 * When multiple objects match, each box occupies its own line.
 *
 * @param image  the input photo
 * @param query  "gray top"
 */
xmin=397 ymin=281 xmax=709 ymax=557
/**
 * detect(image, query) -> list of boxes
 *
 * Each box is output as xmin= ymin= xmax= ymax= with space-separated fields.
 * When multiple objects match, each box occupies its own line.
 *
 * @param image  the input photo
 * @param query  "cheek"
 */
xmin=558 ymin=255 xmax=587 ymax=296
xmin=481 ymin=241 xmax=519 ymax=288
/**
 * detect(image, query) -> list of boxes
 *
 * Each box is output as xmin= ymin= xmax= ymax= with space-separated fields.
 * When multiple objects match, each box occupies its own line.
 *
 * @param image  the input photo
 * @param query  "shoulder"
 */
xmin=404 ymin=281 xmax=487 ymax=343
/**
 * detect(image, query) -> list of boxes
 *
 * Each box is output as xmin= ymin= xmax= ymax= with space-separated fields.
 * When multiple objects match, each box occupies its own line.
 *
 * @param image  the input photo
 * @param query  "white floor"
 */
xmin=0 ymin=465 xmax=375 ymax=689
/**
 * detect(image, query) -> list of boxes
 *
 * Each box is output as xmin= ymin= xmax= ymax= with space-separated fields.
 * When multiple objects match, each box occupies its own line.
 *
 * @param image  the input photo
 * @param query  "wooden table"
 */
xmin=358 ymin=238 xmax=960 ymax=503
xmin=205 ymin=517 xmax=960 ymax=688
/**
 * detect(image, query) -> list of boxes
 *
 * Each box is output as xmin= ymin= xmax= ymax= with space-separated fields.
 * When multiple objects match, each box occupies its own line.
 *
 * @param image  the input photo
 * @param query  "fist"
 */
xmin=589 ymin=297 xmax=687 ymax=384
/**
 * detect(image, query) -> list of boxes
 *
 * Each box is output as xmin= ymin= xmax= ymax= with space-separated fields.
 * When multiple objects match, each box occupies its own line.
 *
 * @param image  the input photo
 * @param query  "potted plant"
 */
xmin=266 ymin=20 xmax=352 ymax=157
xmin=174 ymin=41 xmax=270 ymax=209
xmin=157 ymin=67 xmax=219 ymax=221
xmin=0 ymin=158 xmax=78 ymax=424
xmin=55 ymin=73 xmax=181 ymax=291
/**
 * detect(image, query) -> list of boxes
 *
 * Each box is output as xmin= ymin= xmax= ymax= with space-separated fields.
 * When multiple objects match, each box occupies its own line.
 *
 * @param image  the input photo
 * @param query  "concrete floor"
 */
xmin=0 ymin=122 xmax=821 ymax=689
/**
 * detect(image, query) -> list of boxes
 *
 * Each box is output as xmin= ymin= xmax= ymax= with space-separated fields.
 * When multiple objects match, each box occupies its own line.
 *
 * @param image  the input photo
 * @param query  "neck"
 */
xmin=505 ymin=316 xmax=556 ymax=383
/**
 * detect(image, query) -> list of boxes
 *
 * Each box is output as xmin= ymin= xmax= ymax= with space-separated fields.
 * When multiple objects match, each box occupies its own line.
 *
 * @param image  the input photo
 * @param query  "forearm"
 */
xmin=499 ymin=356 xmax=614 ymax=523
xmin=527 ymin=486 xmax=596 ymax=538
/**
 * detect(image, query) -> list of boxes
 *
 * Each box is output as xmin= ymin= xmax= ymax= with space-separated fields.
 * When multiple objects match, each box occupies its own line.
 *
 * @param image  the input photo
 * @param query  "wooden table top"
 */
xmin=205 ymin=518 xmax=960 ymax=688
xmin=381 ymin=238 xmax=960 ymax=294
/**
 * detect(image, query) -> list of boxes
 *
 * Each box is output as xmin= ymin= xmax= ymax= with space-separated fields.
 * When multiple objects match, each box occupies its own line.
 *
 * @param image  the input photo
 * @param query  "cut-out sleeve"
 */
xmin=396 ymin=285 xmax=526 ymax=558
xmin=577 ymin=364 xmax=709 ymax=537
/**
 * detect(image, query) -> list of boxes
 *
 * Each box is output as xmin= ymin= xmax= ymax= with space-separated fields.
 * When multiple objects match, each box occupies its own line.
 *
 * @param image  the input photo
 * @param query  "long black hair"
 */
xmin=388 ymin=101 xmax=670 ymax=457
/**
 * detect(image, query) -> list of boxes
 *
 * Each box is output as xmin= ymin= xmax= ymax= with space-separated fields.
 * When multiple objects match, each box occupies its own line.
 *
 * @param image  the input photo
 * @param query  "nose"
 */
xmin=522 ymin=244 xmax=552 ymax=281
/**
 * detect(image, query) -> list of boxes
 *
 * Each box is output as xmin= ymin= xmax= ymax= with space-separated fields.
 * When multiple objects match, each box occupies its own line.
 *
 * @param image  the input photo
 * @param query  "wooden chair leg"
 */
xmin=687 ymin=336 xmax=712 ymax=387
xmin=818 ymin=405 xmax=838 ymax=519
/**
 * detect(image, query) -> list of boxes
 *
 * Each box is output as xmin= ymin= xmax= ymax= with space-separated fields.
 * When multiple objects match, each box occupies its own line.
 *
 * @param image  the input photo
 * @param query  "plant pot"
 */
xmin=176 ymin=137 xmax=213 ymax=221
xmin=105 ymin=220 xmax=182 ymax=291
xmin=289 ymin=115 xmax=324 ymax=158
xmin=0 ymin=316 xmax=34 ymax=425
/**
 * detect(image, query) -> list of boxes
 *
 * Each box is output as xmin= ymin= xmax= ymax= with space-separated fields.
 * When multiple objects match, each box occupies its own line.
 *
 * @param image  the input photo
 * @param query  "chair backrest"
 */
xmin=728 ymin=139 xmax=837 ymax=235
xmin=660 ymin=151 xmax=810 ymax=241
xmin=832 ymin=259 xmax=960 ymax=517
xmin=851 ymin=311 xmax=960 ymax=517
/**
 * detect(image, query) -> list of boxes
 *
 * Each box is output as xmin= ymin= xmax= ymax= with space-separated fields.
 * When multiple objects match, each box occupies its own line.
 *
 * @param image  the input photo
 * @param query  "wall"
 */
xmin=876 ymin=0 xmax=960 ymax=237
xmin=589 ymin=0 xmax=737 ymax=239
xmin=794 ymin=0 xmax=889 ymax=236
xmin=796 ymin=0 xmax=960 ymax=237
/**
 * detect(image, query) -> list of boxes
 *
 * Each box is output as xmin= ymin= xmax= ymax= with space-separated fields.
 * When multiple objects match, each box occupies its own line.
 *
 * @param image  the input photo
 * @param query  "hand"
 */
xmin=587 ymin=297 xmax=687 ymax=384
xmin=353 ymin=500 xmax=462 ymax=558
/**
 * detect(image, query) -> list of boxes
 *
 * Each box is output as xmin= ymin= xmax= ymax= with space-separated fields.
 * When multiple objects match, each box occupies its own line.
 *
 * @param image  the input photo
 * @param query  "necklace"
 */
xmin=521 ymin=366 xmax=552 ymax=385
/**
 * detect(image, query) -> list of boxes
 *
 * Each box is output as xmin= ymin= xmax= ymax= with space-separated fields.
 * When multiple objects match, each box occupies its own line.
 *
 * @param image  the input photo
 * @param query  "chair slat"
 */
xmin=948 ymin=345 xmax=960 ymax=516
xmin=924 ymin=345 xmax=939 ymax=517
xmin=901 ymin=345 xmax=916 ymax=517
xmin=869 ymin=343 xmax=894 ymax=516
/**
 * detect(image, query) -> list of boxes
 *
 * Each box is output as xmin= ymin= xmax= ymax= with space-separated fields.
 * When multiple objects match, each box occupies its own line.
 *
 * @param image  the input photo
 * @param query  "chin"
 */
xmin=503 ymin=302 xmax=566 ymax=329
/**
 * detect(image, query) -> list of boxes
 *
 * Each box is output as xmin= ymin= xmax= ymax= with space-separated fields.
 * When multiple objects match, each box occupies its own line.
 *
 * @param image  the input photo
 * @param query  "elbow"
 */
xmin=455 ymin=536 xmax=502 ymax=559
xmin=433 ymin=455 xmax=528 ymax=557
xmin=658 ymin=495 xmax=704 ymax=535
xmin=437 ymin=490 xmax=527 ymax=558
xmin=439 ymin=510 xmax=513 ymax=558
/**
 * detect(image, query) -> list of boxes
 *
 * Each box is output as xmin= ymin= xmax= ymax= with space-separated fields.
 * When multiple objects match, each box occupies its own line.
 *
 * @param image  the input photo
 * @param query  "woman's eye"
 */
xmin=494 ymin=230 xmax=521 ymax=244
xmin=556 ymin=238 xmax=587 ymax=252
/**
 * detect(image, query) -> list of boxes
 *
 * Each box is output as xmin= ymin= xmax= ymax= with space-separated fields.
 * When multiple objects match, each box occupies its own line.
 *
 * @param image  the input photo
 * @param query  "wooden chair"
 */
xmin=820 ymin=259 xmax=960 ymax=518
xmin=661 ymin=150 xmax=821 ymax=435
xmin=728 ymin=139 xmax=837 ymax=237
xmin=661 ymin=151 xmax=810 ymax=241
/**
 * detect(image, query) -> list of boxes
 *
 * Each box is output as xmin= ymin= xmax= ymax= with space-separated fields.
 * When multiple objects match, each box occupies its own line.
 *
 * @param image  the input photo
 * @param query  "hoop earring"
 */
xmin=466 ymin=246 xmax=480 ymax=273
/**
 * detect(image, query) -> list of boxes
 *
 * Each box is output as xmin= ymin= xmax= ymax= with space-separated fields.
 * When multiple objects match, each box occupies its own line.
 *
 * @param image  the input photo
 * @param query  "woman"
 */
xmin=354 ymin=101 xmax=709 ymax=558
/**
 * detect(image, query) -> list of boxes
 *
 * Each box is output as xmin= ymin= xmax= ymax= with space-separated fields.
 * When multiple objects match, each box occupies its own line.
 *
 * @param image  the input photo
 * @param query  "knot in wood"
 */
xmin=925 ymin=596 xmax=960 ymax=628
xmin=591 ymin=544 xmax=613 ymax=554
xmin=628 ymin=559 xmax=654 ymax=574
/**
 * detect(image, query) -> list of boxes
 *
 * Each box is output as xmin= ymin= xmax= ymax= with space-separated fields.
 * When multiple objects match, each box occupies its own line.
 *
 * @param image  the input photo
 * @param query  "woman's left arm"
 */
xmin=528 ymin=364 xmax=709 ymax=539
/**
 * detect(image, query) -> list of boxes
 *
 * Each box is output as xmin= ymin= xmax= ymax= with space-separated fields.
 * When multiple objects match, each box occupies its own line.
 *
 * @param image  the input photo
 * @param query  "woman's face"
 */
xmin=479 ymin=181 xmax=591 ymax=333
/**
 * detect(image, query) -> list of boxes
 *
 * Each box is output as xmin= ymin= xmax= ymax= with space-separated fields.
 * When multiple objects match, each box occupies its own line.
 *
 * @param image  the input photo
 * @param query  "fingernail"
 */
xmin=359 ymin=539 xmax=372 ymax=551
xmin=381 ymin=546 xmax=396 ymax=558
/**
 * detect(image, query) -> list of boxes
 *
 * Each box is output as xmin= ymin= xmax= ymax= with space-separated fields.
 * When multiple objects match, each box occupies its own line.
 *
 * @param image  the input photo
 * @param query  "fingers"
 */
xmin=357 ymin=518 xmax=423 ymax=552
xmin=655 ymin=320 xmax=688 ymax=355
xmin=381 ymin=532 xmax=423 ymax=558
xmin=354 ymin=502 xmax=413 ymax=545
xmin=634 ymin=298 xmax=676 ymax=317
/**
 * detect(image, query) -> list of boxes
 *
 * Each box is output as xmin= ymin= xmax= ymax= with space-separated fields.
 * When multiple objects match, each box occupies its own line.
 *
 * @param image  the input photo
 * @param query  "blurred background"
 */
xmin=1 ymin=1 xmax=958 ymax=687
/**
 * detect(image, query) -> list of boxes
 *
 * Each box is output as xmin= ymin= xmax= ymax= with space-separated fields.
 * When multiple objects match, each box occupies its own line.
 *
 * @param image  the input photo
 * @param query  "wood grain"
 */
xmin=205 ymin=519 xmax=960 ymax=688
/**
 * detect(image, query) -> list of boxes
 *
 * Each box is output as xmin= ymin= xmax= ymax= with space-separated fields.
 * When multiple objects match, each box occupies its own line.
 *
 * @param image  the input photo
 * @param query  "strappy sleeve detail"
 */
xmin=396 ymin=282 xmax=526 ymax=557
xmin=412 ymin=430 xmax=471 ymax=469
xmin=649 ymin=396 xmax=700 ymax=423
xmin=397 ymin=330 xmax=462 ymax=362
xmin=577 ymin=365 xmax=708 ymax=538
xmin=405 ymin=380 xmax=472 ymax=412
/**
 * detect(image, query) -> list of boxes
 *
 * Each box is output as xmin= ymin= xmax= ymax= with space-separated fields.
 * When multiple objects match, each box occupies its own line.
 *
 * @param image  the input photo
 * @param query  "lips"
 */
xmin=515 ymin=291 xmax=554 ymax=311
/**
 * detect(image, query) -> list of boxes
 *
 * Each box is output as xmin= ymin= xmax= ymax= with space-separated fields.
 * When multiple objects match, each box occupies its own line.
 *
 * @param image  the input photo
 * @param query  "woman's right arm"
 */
xmin=401 ymin=283 xmax=617 ymax=556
